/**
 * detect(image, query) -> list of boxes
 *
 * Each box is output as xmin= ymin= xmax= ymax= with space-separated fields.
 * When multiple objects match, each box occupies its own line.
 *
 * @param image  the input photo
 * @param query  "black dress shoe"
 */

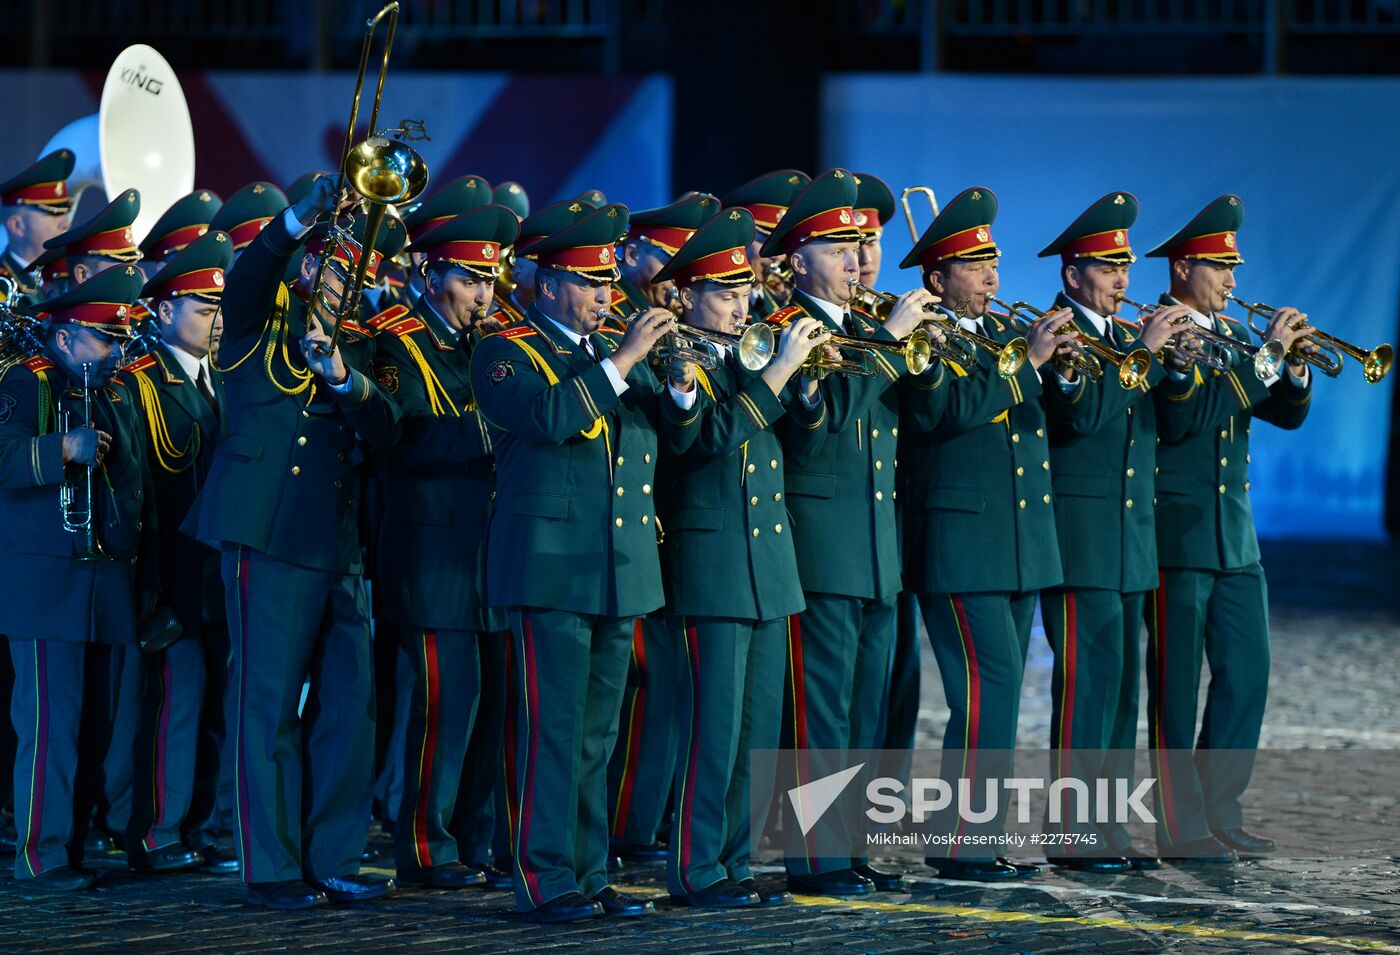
xmin=197 ymin=845 xmax=241 ymax=875
xmin=737 ymin=878 xmax=792 ymax=906
xmin=787 ymin=868 xmax=874 ymax=897
xmin=926 ymin=858 xmax=1021 ymax=882
xmin=26 ymin=865 xmax=96 ymax=892
xmin=611 ymin=839 xmax=668 ymax=863
xmin=1214 ymin=827 xmax=1277 ymax=854
xmin=531 ymin=891 xmax=603 ymax=924
xmin=1046 ymin=855 xmax=1130 ymax=873
xmin=85 ymin=831 xmax=116 ymax=853
xmin=996 ymin=856 xmax=1041 ymax=878
xmin=591 ymin=886 xmax=655 ymax=917
xmin=246 ymin=880 xmax=326 ymax=911
xmin=478 ymin=862 xmax=514 ymax=891
xmin=308 ymin=874 xmax=396 ymax=903
xmin=359 ymin=846 xmax=381 ymax=863
xmin=0 ymin=821 xmax=16 ymax=857
xmin=130 ymin=844 xmax=203 ymax=873
xmin=402 ymin=861 xmax=487 ymax=889
xmin=676 ymin=878 xmax=759 ymax=908
xmin=852 ymin=863 xmax=907 ymax=892
xmin=1159 ymin=836 xmax=1238 ymax=863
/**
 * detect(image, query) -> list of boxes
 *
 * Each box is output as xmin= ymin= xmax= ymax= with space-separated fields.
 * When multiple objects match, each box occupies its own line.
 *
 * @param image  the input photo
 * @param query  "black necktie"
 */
xmin=582 ymin=336 xmax=602 ymax=363
xmin=195 ymin=364 xmax=217 ymax=412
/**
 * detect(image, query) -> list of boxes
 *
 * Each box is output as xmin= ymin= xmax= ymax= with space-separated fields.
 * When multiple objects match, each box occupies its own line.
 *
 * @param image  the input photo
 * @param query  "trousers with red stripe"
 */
xmin=783 ymin=593 xmax=896 ymax=877
xmin=1145 ymin=565 xmax=1270 ymax=849
xmin=606 ymin=616 xmax=680 ymax=851
xmin=128 ymin=637 xmax=209 ymax=853
xmin=394 ymin=627 xmax=508 ymax=875
xmin=1041 ymin=588 xmax=1147 ymax=853
xmin=922 ymin=591 xmax=1037 ymax=857
xmin=508 ymin=609 xmax=634 ymax=911
xmin=222 ymin=547 xmax=375 ymax=884
xmin=667 ymin=615 xmax=786 ymax=896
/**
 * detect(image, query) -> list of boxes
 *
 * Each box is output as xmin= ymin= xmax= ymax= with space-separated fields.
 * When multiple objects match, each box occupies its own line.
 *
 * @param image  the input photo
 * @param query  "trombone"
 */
xmin=901 ymin=185 xmax=939 ymax=242
xmin=1227 ymin=294 xmax=1392 ymax=384
xmin=993 ymin=297 xmax=1152 ymax=389
xmin=312 ymin=2 xmax=430 ymax=356
xmin=1118 ymin=294 xmax=1283 ymax=381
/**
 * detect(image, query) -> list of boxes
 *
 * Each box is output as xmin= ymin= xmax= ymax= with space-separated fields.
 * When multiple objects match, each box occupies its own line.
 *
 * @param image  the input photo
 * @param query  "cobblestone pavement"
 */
xmin=2 ymin=541 xmax=1398 ymax=953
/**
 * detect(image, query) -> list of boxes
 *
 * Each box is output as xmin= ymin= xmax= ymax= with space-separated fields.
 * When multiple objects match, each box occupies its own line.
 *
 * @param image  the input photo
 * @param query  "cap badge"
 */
xmin=253 ymin=184 xmax=266 ymax=194
xmin=1114 ymin=194 xmax=1126 ymax=205
xmin=599 ymin=248 xmax=611 ymax=264
xmin=1114 ymin=230 xmax=1126 ymax=246
xmin=215 ymin=233 xmax=227 ymax=243
xmin=127 ymin=193 xmax=136 ymax=203
xmin=199 ymin=192 xmax=211 ymax=202
xmin=838 ymin=209 xmax=851 ymax=225
xmin=482 ymin=244 xmax=496 ymax=260
xmin=1224 ymin=233 xmax=1236 ymax=249
xmin=1228 ymin=197 xmax=1239 ymax=206
xmin=53 ymin=183 xmax=63 ymax=196
xmin=728 ymin=210 xmax=741 ymax=221
xmin=198 ymin=226 xmax=208 ymax=237
xmin=832 ymin=170 xmax=845 ymax=179
xmin=124 ymin=267 xmax=137 ymax=276
xmin=117 ymin=306 xmax=128 ymax=318
xmin=855 ymin=211 xmax=868 ymax=227
xmin=975 ymin=227 xmax=990 ymax=243
xmin=508 ymin=184 xmax=521 ymax=194
xmin=213 ymin=271 xmax=224 ymax=286
xmin=606 ymin=207 xmax=618 ymax=217
xmin=730 ymin=249 xmax=745 ymax=265
xmin=971 ymin=190 xmax=983 ymax=200
xmin=467 ymin=180 xmax=478 ymax=188
xmin=568 ymin=202 xmax=582 ymax=213
xmin=773 ymin=209 xmax=786 ymax=222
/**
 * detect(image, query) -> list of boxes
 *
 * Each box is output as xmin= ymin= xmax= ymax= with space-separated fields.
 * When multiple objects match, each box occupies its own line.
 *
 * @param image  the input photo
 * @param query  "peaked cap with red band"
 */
xmin=140 ymin=189 xmax=223 ymax=262
xmin=140 ymin=230 xmax=233 ymax=304
xmin=721 ymin=169 xmax=810 ymax=236
xmin=0 ymin=149 xmax=76 ymax=214
xmin=626 ymin=193 xmax=720 ymax=258
xmin=652 ymin=207 xmax=756 ymax=288
xmin=32 ymin=189 xmax=142 ymax=275
xmin=516 ymin=199 xmax=598 ymax=257
xmin=35 ymin=263 xmax=145 ymax=340
xmin=209 ymin=182 xmax=288 ymax=251
xmin=853 ymin=171 xmax=895 ymax=238
xmin=759 ymin=168 xmax=864 ymax=258
xmin=1146 ymin=194 xmax=1244 ymax=265
xmin=403 ymin=174 xmax=492 ymax=245
xmin=414 ymin=204 xmax=521 ymax=278
xmin=1039 ymin=191 xmax=1138 ymax=264
xmin=898 ymin=186 xmax=1001 ymax=271
xmin=529 ymin=203 xmax=628 ymax=280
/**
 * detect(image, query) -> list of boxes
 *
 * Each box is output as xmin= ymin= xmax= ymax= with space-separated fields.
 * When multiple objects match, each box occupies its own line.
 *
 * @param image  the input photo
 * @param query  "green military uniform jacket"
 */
xmin=658 ymin=350 xmax=819 ymax=621
xmin=1152 ymin=296 xmax=1311 ymax=572
xmin=899 ymin=308 xmax=1063 ymax=595
xmin=767 ymin=288 xmax=907 ymax=601
xmin=368 ymin=297 xmax=504 ymax=633
xmin=1042 ymin=292 xmax=1166 ymax=593
xmin=0 ymin=355 xmax=157 ymax=643
xmin=114 ymin=343 xmax=225 ymax=629
xmin=186 ymin=213 xmax=399 ymax=574
xmin=469 ymin=305 xmax=666 ymax=619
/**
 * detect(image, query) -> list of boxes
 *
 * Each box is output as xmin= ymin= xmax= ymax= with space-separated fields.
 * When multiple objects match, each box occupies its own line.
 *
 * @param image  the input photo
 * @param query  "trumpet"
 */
xmin=936 ymin=299 xmax=1029 ymax=379
xmin=312 ymin=2 xmax=430 ymax=357
xmin=993 ymin=297 xmax=1152 ymax=389
xmin=1227 ymin=294 xmax=1392 ymax=384
xmin=58 ymin=363 xmax=108 ymax=562
xmin=621 ymin=305 xmax=776 ymax=373
xmin=848 ymin=280 xmax=977 ymax=372
xmin=800 ymin=326 xmax=875 ymax=379
xmin=0 ymin=277 xmax=45 ymax=379
xmin=1118 ymin=294 xmax=1283 ymax=381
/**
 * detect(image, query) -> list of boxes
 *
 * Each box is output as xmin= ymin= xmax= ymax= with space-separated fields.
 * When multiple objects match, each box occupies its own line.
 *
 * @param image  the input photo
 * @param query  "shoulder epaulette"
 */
xmin=366 ymin=303 xmax=412 ymax=331
xmin=121 ymin=354 xmax=158 ymax=376
xmin=765 ymin=304 xmax=806 ymax=327
xmin=499 ymin=325 xmax=537 ymax=340
xmin=850 ymin=303 xmax=878 ymax=322
xmin=341 ymin=319 xmax=371 ymax=338
xmin=381 ymin=316 xmax=427 ymax=338
xmin=1218 ymin=313 xmax=1244 ymax=328
xmin=491 ymin=298 xmax=526 ymax=325
xmin=598 ymin=321 xmax=628 ymax=337
xmin=22 ymin=356 xmax=54 ymax=373
xmin=1111 ymin=316 xmax=1139 ymax=330
xmin=608 ymin=287 xmax=629 ymax=310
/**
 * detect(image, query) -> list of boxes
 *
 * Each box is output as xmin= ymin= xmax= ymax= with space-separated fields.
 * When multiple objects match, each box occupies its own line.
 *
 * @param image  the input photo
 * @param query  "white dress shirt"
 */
xmin=163 ymin=340 xmax=211 ymax=386
xmin=543 ymin=316 xmax=633 ymax=399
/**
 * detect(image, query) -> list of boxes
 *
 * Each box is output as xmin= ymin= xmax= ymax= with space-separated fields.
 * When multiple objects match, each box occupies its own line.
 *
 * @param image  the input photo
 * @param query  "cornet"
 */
xmin=1118 ymin=295 xmax=1283 ymax=382
xmin=993 ymin=297 xmax=1152 ymax=390
xmin=58 ymin=363 xmax=108 ymax=562
xmin=848 ymin=280 xmax=973 ymax=372
xmin=936 ymin=299 xmax=1029 ymax=379
xmin=1227 ymin=294 xmax=1392 ymax=384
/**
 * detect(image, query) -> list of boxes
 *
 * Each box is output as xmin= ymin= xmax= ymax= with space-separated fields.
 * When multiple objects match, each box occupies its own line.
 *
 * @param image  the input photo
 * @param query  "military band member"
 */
xmin=1036 ymin=193 xmax=1181 ymax=871
xmin=1144 ymin=196 xmax=1313 ymax=861
xmin=506 ymin=199 xmax=597 ymax=318
xmin=208 ymin=181 xmax=289 ymax=268
xmin=187 ymin=175 xmax=404 ymax=910
xmin=650 ymin=207 xmax=827 ymax=908
xmin=469 ymin=203 xmax=677 ymax=923
xmin=762 ymin=169 xmax=934 ymax=896
xmin=721 ymin=170 xmax=810 ymax=320
xmin=32 ymin=188 xmax=144 ymax=295
xmin=367 ymin=205 xmax=520 ymax=889
xmin=138 ymin=190 xmax=223 ymax=279
xmin=493 ymin=182 xmax=530 ymax=221
xmin=604 ymin=193 xmax=716 ymax=864
xmin=395 ymin=175 xmax=494 ymax=310
xmin=0 ymin=150 xmax=77 ymax=306
xmin=0 ymin=264 xmax=152 ymax=890
xmin=115 ymin=230 xmax=237 ymax=875
xmin=898 ymin=187 xmax=1075 ymax=882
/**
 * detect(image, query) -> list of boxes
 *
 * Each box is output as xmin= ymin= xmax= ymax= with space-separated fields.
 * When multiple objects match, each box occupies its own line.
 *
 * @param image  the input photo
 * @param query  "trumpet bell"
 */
xmin=345 ymin=136 xmax=428 ymax=206
xmin=905 ymin=327 xmax=933 ymax=376
xmin=737 ymin=323 xmax=776 ymax=372
xmin=1364 ymin=343 xmax=1393 ymax=384
xmin=998 ymin=338 xmax=1029 ymax=378
xmin=1116 ymin=347 xmax=1153 ymax=389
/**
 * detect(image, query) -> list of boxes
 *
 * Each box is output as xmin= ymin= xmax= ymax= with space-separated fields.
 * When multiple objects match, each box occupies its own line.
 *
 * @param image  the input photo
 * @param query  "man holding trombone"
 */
xmin=1141 ymin=195 xmax=1314 ymax=862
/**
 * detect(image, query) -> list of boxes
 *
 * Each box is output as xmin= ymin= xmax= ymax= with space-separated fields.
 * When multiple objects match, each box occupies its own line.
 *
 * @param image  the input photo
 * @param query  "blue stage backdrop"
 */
xmin=824 ymin=75 xmax=1400 ymax=541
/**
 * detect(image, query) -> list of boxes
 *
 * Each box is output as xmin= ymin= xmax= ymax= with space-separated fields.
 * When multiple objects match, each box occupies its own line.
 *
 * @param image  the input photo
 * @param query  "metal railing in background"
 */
xmin=1288 ymin=0 xmax=1400 ymax=32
